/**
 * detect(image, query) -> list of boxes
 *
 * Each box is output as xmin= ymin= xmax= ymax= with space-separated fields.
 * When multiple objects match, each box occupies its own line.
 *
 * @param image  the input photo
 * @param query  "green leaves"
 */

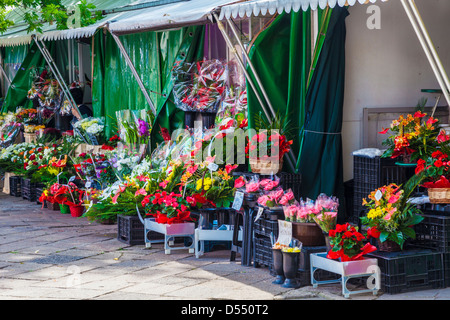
xmin=0 ymin=0 xmax=104 ymax=34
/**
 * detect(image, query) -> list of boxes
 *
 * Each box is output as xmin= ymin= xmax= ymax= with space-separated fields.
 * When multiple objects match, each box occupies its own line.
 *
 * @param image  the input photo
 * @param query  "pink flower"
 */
xmin=246 ymin=182 xmax=260 ymax=193
xmin=257 ymin=195 xmax=270 ymax=206
xmin=136 ymin=175 xmax=149 ymax=182
xmin=264 ymin=180 xmax=279 ymax=191
xmin=159 ymin=180 xmax=169 ymax=189
xmin=134 ymin=188 xmax=147 ymax=197
xmin=259 ymin=179 xmax=271 ymax=187
xmin=234 ymin=176 xmax=245 ymax=189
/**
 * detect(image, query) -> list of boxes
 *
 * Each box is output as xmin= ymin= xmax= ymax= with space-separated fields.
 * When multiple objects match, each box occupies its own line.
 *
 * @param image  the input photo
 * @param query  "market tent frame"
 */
xmin=0 ymin=0 xmax=448 ymax=166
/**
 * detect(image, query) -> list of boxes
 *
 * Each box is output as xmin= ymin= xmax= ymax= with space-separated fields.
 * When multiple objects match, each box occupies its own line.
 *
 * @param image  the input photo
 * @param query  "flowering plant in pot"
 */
xmin=60 ymin=182 xmax=86 ymax=217
xmin=141 ymin=191 xmax=193 ymax=225
xmin=360 ymin=181 xmax=424 ymax=251
xmin=246 ymin=112 xmax=293 ymax=174
xmin=415 ymin=149 xmax=450 ymax=203
xmin=379 ymin=111 xmax=445 ymax=162
xmin=327 ymin=223 xmax=377 ymax=261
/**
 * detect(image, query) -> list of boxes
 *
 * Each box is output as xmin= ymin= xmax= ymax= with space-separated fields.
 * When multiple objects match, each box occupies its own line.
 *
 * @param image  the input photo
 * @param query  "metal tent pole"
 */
xmin=32 ymin=36 xmax=81 ymax=119
xmin=222 ymin=14 xmax=298 ymax=170
xmin=212 ymin=13 xmax=270 ymax=121
xmin=408 ymin=0 xmax=450 ymax=102
xmin=0 ymin=64 xmax=11 ymax=86
xmin=400 ymin=0 xmax=450 ymax=122
xmin=212 ymin=12 xmax=296 ymax=172
xmin=107 ymin=26 xmax=157 ymax=116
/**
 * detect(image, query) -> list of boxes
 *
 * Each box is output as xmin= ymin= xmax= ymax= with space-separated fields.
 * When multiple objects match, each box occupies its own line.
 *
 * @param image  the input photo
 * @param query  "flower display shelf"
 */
xmin=310 ymin=252 xmax=380 ymax=298
xmin=195 ymin=208 xmax=242 ymax=259
xmin=139 ymin=216 xmax=195 ymax=255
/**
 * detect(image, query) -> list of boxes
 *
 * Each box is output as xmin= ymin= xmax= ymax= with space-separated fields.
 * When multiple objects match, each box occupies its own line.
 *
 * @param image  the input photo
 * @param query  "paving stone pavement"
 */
xmin=1 ymin=192 xmax=450 ymax=301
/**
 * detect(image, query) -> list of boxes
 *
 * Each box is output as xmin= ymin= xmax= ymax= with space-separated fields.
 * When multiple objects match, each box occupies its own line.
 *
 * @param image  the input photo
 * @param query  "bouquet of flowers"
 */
xmin=312 ymin=194 xmax=339 ymax=234
xmin=172 ymin=60 xmax=227 ymax=113
xmin=360 ymin=183 xmax=424 ymax=250
xmin=73 ymin=116 xmax=105 ymax=145
xmin=379 ymin=111 xmax=446 ymax=162
xmin=16 ymin=108 xmax=38 ymax=124
xmin=415 ymin=150 xmax=450 ymax=188
xmin=327 ymin=223 xmax=377 ymax=261
xmin=116 ymin=110 xmax=154 ymax=147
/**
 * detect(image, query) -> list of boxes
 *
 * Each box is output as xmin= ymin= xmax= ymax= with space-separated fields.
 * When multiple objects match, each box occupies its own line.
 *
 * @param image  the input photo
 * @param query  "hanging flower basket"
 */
xmin=428 ymin=188 xmax=450 ymax=204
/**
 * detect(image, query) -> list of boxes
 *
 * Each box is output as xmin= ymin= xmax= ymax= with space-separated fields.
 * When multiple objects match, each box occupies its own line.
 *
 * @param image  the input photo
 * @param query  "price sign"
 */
xmin=208 ymin=162 xmax=219 ymax=172
xmin=232 ymin=191 xmax=244 ymax=211
xmin=277 ymin=220 xmax=293 ymax=246
xmin=254 ymin=207 xmax=264 ymax=222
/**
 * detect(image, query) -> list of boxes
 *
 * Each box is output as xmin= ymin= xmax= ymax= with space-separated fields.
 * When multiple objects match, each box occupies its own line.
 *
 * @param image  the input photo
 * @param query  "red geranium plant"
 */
xmin=327 ymin=223 xmax=377 ymax=261
xmin=141 ymin=191 xmax=193 ymax=224
xmin=416 ymin=150 xmax=450 ymax=188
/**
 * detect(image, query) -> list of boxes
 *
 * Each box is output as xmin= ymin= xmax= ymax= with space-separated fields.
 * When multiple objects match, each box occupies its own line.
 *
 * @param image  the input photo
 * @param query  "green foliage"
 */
xmin=0 ymin=0 xmax=103 ymax=34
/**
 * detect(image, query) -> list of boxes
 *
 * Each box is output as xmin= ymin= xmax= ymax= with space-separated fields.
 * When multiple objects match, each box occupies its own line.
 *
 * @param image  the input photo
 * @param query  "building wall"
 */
xmin=342 ymin=0 xmax=450 ymax=181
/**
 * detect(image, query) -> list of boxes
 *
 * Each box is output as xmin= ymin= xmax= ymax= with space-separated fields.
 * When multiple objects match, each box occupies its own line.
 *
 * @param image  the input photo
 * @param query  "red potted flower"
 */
xmin=60 ymin=182 xmax=86 ymax=217
xmin=327 ymin=223 xmax=377 ymax=261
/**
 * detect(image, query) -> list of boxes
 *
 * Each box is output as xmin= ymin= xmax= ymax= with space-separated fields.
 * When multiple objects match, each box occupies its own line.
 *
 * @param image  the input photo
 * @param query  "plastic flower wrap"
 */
xmin=73 ymin=116 xmax=105 ymax=145
xmin=172 ymin=59 xmax=228 ymax=113
xmin=116 ymin=109 xmax=154 ymax=147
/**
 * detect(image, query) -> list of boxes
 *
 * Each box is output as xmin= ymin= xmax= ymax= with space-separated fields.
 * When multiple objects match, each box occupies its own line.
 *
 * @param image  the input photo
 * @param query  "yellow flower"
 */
xmin=196 ymin=177 xmax=212 ymax=191
xmin=367 ymin=207 xmax=384 ymax=220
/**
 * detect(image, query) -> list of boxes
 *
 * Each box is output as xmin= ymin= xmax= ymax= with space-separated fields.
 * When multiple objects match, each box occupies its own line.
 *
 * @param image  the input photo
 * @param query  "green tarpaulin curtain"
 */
xmin=92 ymin=26 xmax=204 ymax=145
xmin=1 ymin=40 xmax=76 ymax=113
xmin=297 ymin=7 xmax=349 ymax=204
xmin=1 ymin=42 xmax=54 ymax=112
xmin=246 ymin=11 xmax=312 ymax=165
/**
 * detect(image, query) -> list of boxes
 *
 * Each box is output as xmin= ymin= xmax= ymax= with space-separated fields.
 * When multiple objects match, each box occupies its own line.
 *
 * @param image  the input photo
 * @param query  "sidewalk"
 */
xmin=1 ymin=192 xmax=449 ymax=300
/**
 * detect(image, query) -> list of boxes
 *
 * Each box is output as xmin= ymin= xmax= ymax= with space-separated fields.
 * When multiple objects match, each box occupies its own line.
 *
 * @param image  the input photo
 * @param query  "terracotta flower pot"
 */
xmin=291 ymin=222 xmax=325 ymax=246
xmin=282 ymin=251 xmax=300 ymax=289
xmin=69 ymin=205 xmax=84 ymax=218
xmin=272 ymin=249 xmax=285 ymax=285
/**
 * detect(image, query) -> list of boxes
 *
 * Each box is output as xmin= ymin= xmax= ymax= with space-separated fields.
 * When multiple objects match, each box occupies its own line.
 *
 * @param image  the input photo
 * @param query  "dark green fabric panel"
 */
xmin=2 ymin=42 xmax=55 ymax=112
xmin=246 ymin=11 xmax=311 ymax=170
xmin=92 ymin=26 xmax=204 ymax=140
xmin=297 ymin=7 xmax=349 ymax=202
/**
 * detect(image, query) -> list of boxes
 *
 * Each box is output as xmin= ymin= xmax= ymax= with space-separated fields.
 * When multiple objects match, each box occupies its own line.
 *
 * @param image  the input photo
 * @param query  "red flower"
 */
xmin=378 ymin=128 xmax=389 ymax=134
xmin=367 ymin=227 xmax=381 ymax=239
xmin=234 ymin=176 xmax=245 ymax=189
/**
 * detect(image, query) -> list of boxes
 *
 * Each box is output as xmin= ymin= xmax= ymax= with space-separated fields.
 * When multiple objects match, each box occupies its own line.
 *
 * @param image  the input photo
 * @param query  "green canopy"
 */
xmin=91 ymin=25 xmax=204 ymax=144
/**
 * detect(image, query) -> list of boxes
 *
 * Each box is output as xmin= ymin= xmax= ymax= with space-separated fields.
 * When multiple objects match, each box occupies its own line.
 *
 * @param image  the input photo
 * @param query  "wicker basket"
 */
xmin=428 ymin=188 xmax=450 ymax=204
xmin=250 ymin=157 xmax=283 ymax=174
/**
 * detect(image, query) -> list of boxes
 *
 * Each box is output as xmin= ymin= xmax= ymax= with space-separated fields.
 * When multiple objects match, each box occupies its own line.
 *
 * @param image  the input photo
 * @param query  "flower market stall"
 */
xmin=2 ymin=0 xmax=450 ymax=299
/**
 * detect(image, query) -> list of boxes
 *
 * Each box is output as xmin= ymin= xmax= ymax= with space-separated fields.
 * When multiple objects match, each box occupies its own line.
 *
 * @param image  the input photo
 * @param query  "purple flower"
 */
xmin=138 ymin=119 xmax=150 ymax=137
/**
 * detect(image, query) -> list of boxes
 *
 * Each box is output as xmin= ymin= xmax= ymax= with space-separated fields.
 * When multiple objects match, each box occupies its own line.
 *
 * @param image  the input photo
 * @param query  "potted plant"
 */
xmin=246 ymin=112 xmax=293 ymax=174
xmin=415 ymin=148 xmax=450 ymax=203
xmin=271 ymin=242 xmax=288 ymax=285
xmin=327 ymin=223 xmax=377 ymax=261
xmin=379 ymin=111 xmax=445 ymax=163
xmin=360 ymin=181 xmax=424 ymax=251
xmin=60 ymin=182 xmax=86 ymax=218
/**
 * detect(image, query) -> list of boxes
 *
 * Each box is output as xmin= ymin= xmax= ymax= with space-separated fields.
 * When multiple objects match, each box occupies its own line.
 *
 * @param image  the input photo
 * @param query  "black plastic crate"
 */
xmin=254 ymin=218 xmax=279 ymax=238
xmin=444 ymin=253 xmax=450 ymax=287
xmin=21 ymin=178 xmax=37 ymax=202
xmin=353 ymin=155 xmax=411 ymax=222
xmin=410 ymin=214 xmax=450 ymax=253
xmin=253 ymin=235 xmax=273 ymax=268
xmin=279 ymin=172 xmax=302 ymax=201
xmin=197 ymin=208 xmax=236 ymax=228
xmin=9 ymin=176 xmax=21 ymax=197
xmin=367 ymin=249 xmax=445 ymax=294
xmin=117 ymin=215 xmax=145 ymax=245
